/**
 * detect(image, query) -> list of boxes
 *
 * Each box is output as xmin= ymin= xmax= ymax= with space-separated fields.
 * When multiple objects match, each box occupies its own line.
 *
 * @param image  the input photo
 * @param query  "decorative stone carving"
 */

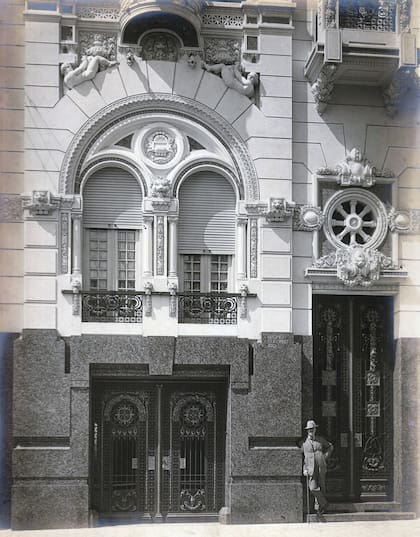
xmin=204 ymin=38 xmax=240 ymax=65
xmin=71 ymin=273 xmax=82 ymax=316
xmin=399 ymin=0 xmax=411 ymax=33
xmin=168 ymin=282 xmax=177 ymax=318
xmin=144 ymin=281 xmax=153 ymax=316
xmin=249 ymin=218 xmax=258 ymax=278
xmin=239 ymin=284 xmax=248 ymax=319
xmin=77 ymin=6 xmax=120 ymax=20
xmin=294 ymin=205 xmax=324 ymax=231
xmin=323 ymin=189 xmax=389 ymax=251
xmin=383 ymin=67 xmax=416 ymax=117
xmin=0 ymin=194 xmax=23 ymax=222
xmin=151 ymin=176 xmax=172 ymax=198
xmin=140 ymin=32 xmax=180 ymax=62
xmin=61 ymin=33 xmax=118 ymax=89
xmin=61 ymin=212 xmax=70 ymax=274
xmin=313 ymin=246 xmax=395 ymax=287
xmin=60 ymin=94 xmax=259 ymax=201
xmin=22 ymin=190 xmax=59 ymax=216
xmin=325 ymin=0 xmax=337 ymax=28
xmin=311 ymin=63 xmax=338 ymax=115
xmin=388 ymin=207 xmax=420 ymax=234
xmin=126 ymin=49 xmax=135 ymax=67
xmin=316 ymin=148 xmax=393 ymax=181
xmin=202 ymin=11 xmax=244 ymax=28
xmin=156 ymin=216 xmax=165 ymax=276
xmin=203 ymin=62 xmax=258 ymax=100
xmin=265 ymin=198 xmax=295 ymax=223
xmin=144 ymin=131 xmax=177 ymax=165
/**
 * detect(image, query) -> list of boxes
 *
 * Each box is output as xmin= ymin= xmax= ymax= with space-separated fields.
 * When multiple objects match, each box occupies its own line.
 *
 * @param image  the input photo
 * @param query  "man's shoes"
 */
xmin=318 ymin=502 xmax=329 ymax=515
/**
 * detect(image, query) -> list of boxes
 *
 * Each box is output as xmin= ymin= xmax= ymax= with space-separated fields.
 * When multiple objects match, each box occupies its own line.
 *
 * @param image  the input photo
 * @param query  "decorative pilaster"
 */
xmin=249 ymin=218 xmax=258 ymax=279
xmin=143 ymin=216 xmax=153 ymax=278
xmin=144 ymin=281 xmax=153 ymax=317
xmin=168 ymin=281 xmax=177 ymax=318
xmin=156 ymin=215 xmax=165 ymax=276
xmin=239 ymin=284 xmax=248 ymax=319
xmin=71 ymin=214 xmax=82 ymax=315
xmin=237 ymin=217 xmax=247 ymax=280
xmin=168 ymin=216 xmax=178 ymax=278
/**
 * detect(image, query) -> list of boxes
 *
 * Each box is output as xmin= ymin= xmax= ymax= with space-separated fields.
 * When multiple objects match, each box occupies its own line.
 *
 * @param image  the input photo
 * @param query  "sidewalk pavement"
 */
xmin=0 ymin=519 xmax=419 ymax=537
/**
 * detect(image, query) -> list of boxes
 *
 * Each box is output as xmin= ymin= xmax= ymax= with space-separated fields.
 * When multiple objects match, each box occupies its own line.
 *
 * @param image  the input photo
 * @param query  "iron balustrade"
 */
xmin=339 ymin=1 xmax=396 ymax=32
xmin=178 ymin=293 xmax=238 ymax=325
xmin=82 ymin=291 xmax=143 ymax=323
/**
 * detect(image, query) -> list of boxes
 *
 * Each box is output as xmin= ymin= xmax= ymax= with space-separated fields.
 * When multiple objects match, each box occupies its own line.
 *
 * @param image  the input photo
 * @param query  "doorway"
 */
xmin=313 ymin=295 xmax=394 ymax=502
xmin=90 ymin=379 xmax=227 ymax=521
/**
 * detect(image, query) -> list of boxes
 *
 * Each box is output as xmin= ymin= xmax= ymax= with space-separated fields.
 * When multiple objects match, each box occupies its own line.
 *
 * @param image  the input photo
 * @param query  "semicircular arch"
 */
xmin=60 ymin=94 xmax=259 ymax=201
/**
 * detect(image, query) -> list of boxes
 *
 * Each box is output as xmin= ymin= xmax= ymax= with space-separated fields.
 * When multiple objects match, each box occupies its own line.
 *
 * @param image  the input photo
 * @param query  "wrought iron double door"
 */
xmin=91 ymin=380 xmax=227 ymax=520
xmin=313 ymin=296 xmax=394 ymax=502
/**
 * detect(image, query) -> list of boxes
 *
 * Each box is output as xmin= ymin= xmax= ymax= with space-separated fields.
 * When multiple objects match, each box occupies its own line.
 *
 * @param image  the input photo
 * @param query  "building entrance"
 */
xmin=313 ymin=295 xmax=394 ymax=502
xmin=91 ymin=379 xmax=227 ymax=521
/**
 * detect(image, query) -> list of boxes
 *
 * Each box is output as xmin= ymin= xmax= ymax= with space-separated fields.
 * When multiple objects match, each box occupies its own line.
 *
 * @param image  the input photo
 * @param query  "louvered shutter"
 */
xmin=82 ymin=167 xmax=143 ymax=228
xmin=178 ymin=171 xmax=236 ymax=254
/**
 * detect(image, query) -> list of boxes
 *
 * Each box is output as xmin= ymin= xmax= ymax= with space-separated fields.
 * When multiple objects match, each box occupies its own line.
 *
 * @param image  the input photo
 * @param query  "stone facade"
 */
xmin=0 ymin=0 xmax=419 ymax=530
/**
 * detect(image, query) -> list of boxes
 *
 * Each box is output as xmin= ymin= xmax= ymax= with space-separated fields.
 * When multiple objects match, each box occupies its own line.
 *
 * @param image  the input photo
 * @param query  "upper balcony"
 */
xmin=304 ymin=0 xmax=417 ymax=115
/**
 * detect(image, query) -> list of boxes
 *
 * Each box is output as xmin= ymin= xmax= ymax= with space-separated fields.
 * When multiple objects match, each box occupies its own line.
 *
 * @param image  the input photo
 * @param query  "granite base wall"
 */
xmin=11 ymin=481 xmax=88 ymax=530
xmin=11 ymin=330 xmax=306 ymax=527
xmin=396 ymin=337 xmax=419 ymax=515
xmin=0 ymin=333 xmax=17 ymax=529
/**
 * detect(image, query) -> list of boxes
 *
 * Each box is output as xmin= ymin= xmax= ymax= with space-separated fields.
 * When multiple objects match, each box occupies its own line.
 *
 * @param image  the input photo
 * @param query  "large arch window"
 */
xmin=82 ymin=166 xmax=143 ymax=292
xmin=177 ymin=171 xmax=236 ymax=293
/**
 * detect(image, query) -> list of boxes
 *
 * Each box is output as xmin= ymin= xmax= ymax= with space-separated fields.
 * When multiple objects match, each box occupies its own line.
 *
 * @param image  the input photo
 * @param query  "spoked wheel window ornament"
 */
xmin=323 ymin=189 xmax=388 ymax=250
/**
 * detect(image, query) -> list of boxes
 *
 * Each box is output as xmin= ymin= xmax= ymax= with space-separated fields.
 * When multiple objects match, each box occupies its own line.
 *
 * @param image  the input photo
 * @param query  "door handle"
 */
xmin=162 ymin=455 xmax=171 ymax=471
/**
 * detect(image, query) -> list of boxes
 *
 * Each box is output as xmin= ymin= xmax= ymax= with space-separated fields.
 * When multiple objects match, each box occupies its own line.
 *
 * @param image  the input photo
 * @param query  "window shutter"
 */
xmin=82 ymin=167 xmax=143 ymax=228
xmin=178 ymin=171 xmax=236 ymax=254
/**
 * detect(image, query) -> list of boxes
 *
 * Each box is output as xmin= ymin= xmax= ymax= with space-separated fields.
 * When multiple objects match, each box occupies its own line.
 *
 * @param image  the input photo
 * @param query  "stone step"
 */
xmin=307 ymin=511 xmax=416 ymax=523
xmin=328 ymin=501 xmax=403 ymax=513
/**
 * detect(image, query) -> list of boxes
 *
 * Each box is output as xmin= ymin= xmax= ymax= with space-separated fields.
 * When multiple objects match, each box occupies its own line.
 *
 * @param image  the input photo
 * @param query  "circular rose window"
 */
xmin=323 ymin=189 xmax=388 ymax=250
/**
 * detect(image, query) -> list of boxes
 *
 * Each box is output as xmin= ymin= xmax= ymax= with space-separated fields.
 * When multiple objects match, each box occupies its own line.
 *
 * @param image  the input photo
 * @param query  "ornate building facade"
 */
xmin=0 ymin=0 xmax=419 ymax=529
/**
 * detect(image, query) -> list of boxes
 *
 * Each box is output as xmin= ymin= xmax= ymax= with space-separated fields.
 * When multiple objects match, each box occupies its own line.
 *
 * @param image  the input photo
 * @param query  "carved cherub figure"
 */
xmin=61 ymin=34 xmax=118 ymax=89
xmin=339 ymin=147 xmax=374 ymax=183
xmin=203 ymin=61 xmax=258 ymax=99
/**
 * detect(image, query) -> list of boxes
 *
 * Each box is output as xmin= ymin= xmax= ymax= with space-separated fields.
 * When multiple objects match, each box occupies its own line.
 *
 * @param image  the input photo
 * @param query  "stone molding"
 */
xmin=60 ymin=94 xmax=259 ymax=201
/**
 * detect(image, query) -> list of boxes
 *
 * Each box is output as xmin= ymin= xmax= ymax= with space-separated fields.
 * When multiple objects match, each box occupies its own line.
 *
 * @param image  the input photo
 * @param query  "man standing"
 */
xmin=301 ymin=419 xmax=334 ymax=516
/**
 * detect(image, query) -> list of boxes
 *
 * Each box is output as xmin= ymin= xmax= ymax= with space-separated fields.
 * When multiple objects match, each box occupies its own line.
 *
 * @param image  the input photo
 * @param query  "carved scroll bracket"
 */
xmin=311 ymin=63 xmax=338 ymax=115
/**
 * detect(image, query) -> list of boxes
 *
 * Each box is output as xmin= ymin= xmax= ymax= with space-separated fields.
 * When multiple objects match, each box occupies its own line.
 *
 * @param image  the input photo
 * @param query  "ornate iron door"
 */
xmin=313 ymin=296 xmax=393 ymax=502
xmin=91 ymin=380 xmax=226 ymax=520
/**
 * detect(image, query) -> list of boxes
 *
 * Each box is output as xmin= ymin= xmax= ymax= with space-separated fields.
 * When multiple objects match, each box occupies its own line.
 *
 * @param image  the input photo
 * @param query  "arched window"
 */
xmin=82 ymin=166 xmax=143 ymax=291
xmin=178 ymin=171 xmax=236 ymax=293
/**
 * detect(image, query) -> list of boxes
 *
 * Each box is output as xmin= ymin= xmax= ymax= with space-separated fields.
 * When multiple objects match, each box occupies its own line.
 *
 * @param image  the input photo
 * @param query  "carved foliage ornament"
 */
xmin=204 ymin=38 xmax=240 ymax=65
xmin=140 ymin=33 xmax=180 ymax=62
xmin=311 ymin=63 xmax=338 ymax=115
xmin=294 ymin=205 xmax=325 ymax=231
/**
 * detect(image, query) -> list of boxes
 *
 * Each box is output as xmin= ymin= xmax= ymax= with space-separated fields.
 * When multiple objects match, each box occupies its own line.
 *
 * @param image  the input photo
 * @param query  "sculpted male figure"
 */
xmin=203 ymin=62 xmax=258 ymax=99
xmin=300 ymin=419 xmax=333 ymax=516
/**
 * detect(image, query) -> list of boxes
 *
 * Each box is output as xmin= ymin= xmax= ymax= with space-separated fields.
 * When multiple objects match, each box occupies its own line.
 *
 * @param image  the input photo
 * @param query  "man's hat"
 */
xmin=304 ymin=419 xmax=318 ymax=430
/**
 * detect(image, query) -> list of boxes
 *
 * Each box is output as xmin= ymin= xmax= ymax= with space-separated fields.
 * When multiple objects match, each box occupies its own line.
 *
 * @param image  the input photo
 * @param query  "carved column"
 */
xmin=237 ymin=217 xmax=247 ymax=280
xmin=168 ymin=216 xmax=178 ymax=278
xmin=143 ymin=215 xmax=154 ymax=278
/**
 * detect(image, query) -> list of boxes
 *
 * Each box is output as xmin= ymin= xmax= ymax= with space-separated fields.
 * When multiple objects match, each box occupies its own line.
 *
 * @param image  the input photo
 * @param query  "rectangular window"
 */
xmin=85 ymin=229 xmax=139 ymax=291
xmin=182 ymin=254 xmax=232 ymax=293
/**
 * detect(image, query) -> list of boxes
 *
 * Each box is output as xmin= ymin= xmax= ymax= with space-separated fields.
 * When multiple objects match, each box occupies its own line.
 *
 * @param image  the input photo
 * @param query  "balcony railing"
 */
xmin=178 ymin=293 xmax=238 ymax=325
xmin=82 ymin=291 xmax=143 ymax=323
